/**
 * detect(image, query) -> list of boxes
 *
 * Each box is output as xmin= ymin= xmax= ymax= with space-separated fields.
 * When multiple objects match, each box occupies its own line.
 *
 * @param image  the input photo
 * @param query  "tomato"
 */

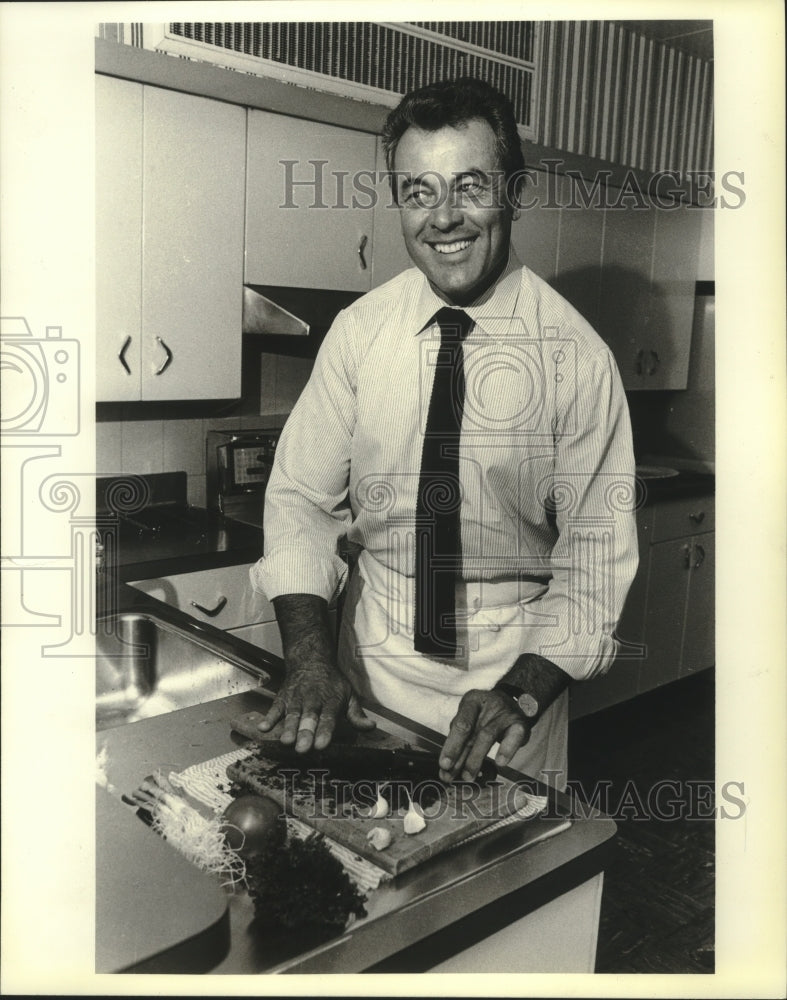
xmin=221 ymin=795 xmax=285 ymax=857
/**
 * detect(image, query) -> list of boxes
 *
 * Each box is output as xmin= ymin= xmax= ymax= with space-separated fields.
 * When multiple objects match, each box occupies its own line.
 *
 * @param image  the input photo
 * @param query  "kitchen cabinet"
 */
xmin=128 ymin=564 xmax=275 ymax=633
xmin=245 ymin=110 xmax=377 ymax=291
xmin=510 ymin=167 xmax=560 ymax=283
xmin=96 ymin=77 xmax=245 ymax=401
xmin=553 ymin=173 xmax=605 ymax=328
xmin=569 ymin=506 xmax=652 ymax=720
xmin=680 ymin=533 xmax=715 ymax=675
xmin=571 ymin=491 xmax=714 ymax=717
xmin=639 ymin=494 xmax=715 ymax=693
xmin=96 ymin=75 xmax=143 ymax=402
xmin=597 ymin=195 xmax=701 ymax=390
xmin=127 ymin=563 xmax=336 ymax=659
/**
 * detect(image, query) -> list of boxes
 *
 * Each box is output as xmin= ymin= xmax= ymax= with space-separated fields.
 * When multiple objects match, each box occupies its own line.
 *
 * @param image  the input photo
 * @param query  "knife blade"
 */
xmin=231 ymin=716 xmax=498 ymax=785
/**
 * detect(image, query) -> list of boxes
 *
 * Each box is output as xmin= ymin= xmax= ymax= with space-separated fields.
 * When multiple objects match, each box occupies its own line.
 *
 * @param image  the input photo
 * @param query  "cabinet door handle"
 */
xmin=155 ymin=336 xmax=173 ymax=375
xmin=683 ymin=543 xmax=692 ymax=569
xmin=357 ymin=234 xmax=368 ymax=270
xmin=689 ymin=511 xmax=706 ymax=524
xmin=693 ymin=544 xmax=705 ymax=569
xmin=647 ymin=349 xmax=660 ymax=375
xmin=118 ymin=336 xmax=132 ymax=374
xmin=190 ymin=595 xmax=228 ymax=617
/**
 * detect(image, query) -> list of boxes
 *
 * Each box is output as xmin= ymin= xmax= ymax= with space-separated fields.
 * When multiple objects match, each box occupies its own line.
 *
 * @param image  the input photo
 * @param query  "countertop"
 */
xmin=101 ymin=511 xmax=264 ymax=583
xmin=97 ymin=675 xmax=615 ymax=974
xmin=98 ymin=584 xmax=615 ymax=973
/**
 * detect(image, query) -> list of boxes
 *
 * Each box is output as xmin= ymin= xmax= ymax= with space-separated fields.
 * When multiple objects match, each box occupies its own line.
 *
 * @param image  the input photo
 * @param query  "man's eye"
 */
xmin=403 ymin=188 xmax=435 ymax=207
xmin=456 ymin=178 xmax=486 ymax=198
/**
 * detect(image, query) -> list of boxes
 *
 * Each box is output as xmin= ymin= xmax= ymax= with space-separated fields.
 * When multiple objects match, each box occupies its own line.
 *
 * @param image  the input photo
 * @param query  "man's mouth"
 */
xmin=429 ymin=238 xmax=476 ymax=255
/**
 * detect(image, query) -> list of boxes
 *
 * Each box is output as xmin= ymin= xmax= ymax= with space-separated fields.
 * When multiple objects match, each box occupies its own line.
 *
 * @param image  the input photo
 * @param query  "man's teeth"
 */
xmin=432 ymin=239 xmax=473 ymax=254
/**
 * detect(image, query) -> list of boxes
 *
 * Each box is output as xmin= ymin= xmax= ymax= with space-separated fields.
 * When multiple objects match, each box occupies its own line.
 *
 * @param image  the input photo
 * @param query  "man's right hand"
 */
xmin=259 ymin=593 xmax=375 ymax=753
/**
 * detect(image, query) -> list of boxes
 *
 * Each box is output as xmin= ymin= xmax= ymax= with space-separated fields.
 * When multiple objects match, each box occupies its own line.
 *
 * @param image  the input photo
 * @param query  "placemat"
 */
xmin=170 ymin=748 xmax=552 ymax=892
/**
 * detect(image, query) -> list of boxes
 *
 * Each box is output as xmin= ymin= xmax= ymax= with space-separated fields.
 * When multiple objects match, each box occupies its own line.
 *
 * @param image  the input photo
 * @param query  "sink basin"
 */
xmin=96 ymin=612 xmax=272 ymax=730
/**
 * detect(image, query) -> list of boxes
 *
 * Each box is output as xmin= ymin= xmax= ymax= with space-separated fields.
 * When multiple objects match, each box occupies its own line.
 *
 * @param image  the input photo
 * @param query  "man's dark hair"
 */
xmin=381 ymin=76 xmax=526 ymax=204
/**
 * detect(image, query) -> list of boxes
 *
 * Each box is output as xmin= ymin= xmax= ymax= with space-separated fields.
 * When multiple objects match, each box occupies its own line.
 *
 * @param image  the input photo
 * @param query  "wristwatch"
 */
xmin=494 ymin=682 xmax=539 ymax=718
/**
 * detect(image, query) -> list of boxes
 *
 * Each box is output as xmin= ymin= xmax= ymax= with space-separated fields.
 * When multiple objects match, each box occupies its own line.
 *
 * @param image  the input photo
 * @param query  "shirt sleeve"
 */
xmin=518 ymin=346 xmax=640 ymax=681
xmin=249 ymin=312 xmax=358 ymax=604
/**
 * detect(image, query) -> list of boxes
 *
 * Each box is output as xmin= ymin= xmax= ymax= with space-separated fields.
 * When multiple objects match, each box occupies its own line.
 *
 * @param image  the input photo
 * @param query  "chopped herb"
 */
xmin=245 ymin=832 xmax=367 ymax=931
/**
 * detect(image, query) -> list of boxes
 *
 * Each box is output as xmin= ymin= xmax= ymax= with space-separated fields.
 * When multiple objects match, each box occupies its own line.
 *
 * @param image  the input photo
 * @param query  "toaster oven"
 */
xmin=206 ymin=428 xmax=281 ymax=527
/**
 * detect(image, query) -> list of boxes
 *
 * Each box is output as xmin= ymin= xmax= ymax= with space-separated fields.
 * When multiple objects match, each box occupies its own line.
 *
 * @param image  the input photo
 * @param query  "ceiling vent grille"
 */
xmin=161 ymin=22 xmax=540 ymax=137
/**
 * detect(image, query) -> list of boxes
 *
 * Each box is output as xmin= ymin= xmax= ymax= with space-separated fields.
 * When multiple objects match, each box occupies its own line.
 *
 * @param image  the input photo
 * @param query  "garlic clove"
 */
xmin=366 ymin=826 xmax=393 ymax=851
xmin=364 ymin=784 xmax=390 ymax=819
xmin=372 ymin=793 xmax=390 ymax=818
xmin=403 ymin=792 xmax=427 ymax=835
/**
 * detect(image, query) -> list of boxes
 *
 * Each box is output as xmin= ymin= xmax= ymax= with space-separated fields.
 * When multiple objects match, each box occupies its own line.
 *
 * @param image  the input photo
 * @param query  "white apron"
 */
xmin=338 ymin=549 xmax=569 ymax=791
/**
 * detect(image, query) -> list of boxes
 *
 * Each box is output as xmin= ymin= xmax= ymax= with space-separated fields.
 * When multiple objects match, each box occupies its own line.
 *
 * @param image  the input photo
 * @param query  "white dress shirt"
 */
xmin=252 ymin=250 xmax=639 ymax=684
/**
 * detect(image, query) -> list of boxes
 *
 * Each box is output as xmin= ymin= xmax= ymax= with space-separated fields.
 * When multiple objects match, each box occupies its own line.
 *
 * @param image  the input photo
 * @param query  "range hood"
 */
xmin=242 ymin=284 xmax=362 ymax=356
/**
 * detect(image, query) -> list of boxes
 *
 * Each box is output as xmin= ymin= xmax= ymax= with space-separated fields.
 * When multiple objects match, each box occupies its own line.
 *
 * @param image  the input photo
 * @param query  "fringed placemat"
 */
xmin=170 ymin=747 xmax=553 ymax=893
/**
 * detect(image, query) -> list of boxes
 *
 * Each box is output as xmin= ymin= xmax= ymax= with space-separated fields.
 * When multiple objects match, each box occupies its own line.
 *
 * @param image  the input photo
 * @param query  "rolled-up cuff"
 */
xmin=520 ymin=624 xmax=619 ymax=682
xmin=249 ymin=551 xmax=348 ymax=606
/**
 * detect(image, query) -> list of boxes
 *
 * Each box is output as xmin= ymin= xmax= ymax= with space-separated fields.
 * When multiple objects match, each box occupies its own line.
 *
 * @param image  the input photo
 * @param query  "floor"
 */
xmin=568 ymin=669 xmax=716 ymax=974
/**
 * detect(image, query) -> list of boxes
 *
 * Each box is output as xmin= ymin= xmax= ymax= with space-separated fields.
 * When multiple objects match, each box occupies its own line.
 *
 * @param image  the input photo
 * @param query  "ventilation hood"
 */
xmin=242 ymin=284 xmax=362 ymax=355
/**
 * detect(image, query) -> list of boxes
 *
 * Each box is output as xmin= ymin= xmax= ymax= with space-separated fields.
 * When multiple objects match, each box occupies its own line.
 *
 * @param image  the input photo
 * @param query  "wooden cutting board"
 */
xmin=228 ymin=711 xmax=533 ymax=877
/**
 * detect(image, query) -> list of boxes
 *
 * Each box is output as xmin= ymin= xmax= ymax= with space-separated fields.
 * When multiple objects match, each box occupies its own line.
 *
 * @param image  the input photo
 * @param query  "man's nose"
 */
xmin=428 ymin=194 xmax=464 ymax=230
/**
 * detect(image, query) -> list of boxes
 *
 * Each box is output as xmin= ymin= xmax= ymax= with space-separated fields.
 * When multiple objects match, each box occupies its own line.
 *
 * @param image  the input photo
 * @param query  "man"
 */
xmin=251 ymin=78 xmax=638 ymax=790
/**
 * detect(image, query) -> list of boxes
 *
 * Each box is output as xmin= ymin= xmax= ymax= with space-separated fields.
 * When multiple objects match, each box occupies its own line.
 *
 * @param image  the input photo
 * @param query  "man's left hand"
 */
xmin=439 ymin=688 xmax=530 ymax=783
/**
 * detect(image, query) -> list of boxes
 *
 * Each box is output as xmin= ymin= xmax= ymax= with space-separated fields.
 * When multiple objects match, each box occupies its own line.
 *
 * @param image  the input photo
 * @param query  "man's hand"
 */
xmin=439 ymin=689 xmax=530 ymax=783
xmin=259 ymin=659 xmax=374 ymax=753
xmin=259 ymin=593 xmax=375 ymax=752
xmin=439 ymin=653 xmax=572 ymax=782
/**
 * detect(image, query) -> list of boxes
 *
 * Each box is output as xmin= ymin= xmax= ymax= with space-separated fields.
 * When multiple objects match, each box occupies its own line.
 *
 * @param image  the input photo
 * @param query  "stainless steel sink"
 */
xmin=96 ymin=612 xmax=272 ymax=730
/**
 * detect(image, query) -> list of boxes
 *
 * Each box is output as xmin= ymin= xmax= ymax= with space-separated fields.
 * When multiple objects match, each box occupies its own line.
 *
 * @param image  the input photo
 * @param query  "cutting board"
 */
xmin=228 ymin=711 xmax=533 ymax=877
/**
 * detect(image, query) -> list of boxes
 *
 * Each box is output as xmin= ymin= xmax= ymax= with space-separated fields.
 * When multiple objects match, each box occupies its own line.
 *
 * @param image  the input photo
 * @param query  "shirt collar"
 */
xmin=412 ymin=247 xmax=523 ymax=341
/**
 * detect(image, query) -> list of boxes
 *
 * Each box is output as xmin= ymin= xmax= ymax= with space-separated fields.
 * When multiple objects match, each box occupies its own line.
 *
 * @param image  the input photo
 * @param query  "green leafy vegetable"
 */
xmin=245 ymin=832 xmax=367 ymax=931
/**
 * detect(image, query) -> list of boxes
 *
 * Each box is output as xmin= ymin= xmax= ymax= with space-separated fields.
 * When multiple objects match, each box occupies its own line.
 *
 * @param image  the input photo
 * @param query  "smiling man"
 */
xmin=252 ymin=78 xmax=638 ymax=790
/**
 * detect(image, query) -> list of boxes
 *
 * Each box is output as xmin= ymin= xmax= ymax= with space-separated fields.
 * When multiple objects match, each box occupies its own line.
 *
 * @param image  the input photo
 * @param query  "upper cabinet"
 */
xmin=509 ymin=168 xmax=560 ymax=283
xmin=597 ymin=193 xmax=701 ymax=390
xmin=245 ymin=110 xmax=377 ymax=292
xmin=96 ymin=75 xmax=143 ymax=403
xmin=96 ymin=77 xmax=245 ymax=402
xmin=552 ymin=173 xmax=604 ymax=329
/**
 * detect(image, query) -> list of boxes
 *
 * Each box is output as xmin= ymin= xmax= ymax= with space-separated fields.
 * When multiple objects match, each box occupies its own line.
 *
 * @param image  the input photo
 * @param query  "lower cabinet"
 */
xmin=128 ymin=563 xmax=336 ymax=659
xmin=570 ymin=493 xmax=715 ymax=719
xmin=128 ymin=564 xmax=280 ymax=653
xmin=639 ymin=496 xmax=715 ymax=694
xmin=680 ymin=535 xmax=715 ymax=675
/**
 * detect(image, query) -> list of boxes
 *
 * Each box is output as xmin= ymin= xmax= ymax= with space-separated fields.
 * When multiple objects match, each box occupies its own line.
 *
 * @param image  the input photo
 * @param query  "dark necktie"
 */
xmin=414 ymin=307 xmax=474 ymax=658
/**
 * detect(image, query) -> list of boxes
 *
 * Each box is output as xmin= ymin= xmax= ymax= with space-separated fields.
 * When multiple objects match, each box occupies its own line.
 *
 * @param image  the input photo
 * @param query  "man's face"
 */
xmin=393 ymin=118 xmax=515 ymax=306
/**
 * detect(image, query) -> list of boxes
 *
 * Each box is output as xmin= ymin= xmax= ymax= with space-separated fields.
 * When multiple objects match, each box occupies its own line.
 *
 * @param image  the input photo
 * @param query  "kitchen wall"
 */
xmin=95 ymin=352 xmax=311 ymax=505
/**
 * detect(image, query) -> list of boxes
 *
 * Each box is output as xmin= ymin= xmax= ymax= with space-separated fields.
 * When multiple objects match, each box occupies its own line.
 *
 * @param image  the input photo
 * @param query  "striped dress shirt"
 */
xmin=252 ymin=251 xmax=639 ymax=682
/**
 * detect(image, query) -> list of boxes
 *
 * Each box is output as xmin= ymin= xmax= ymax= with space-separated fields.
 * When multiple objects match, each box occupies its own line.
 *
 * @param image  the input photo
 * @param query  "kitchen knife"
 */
xmin=230 ymin=715 xmax=498 ymax=785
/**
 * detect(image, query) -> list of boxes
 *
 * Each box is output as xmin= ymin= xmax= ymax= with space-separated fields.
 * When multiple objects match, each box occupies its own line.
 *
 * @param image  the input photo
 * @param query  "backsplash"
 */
xmin=95 ymin=353 xmax=313 ymax=506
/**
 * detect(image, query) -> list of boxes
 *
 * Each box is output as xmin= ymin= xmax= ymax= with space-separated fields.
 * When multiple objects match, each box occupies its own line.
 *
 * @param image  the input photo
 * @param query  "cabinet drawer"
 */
xmin=128 ymin=564 xmax=274 ymax=630
xmin=651 ymin=495 xmax=715 ymax=542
